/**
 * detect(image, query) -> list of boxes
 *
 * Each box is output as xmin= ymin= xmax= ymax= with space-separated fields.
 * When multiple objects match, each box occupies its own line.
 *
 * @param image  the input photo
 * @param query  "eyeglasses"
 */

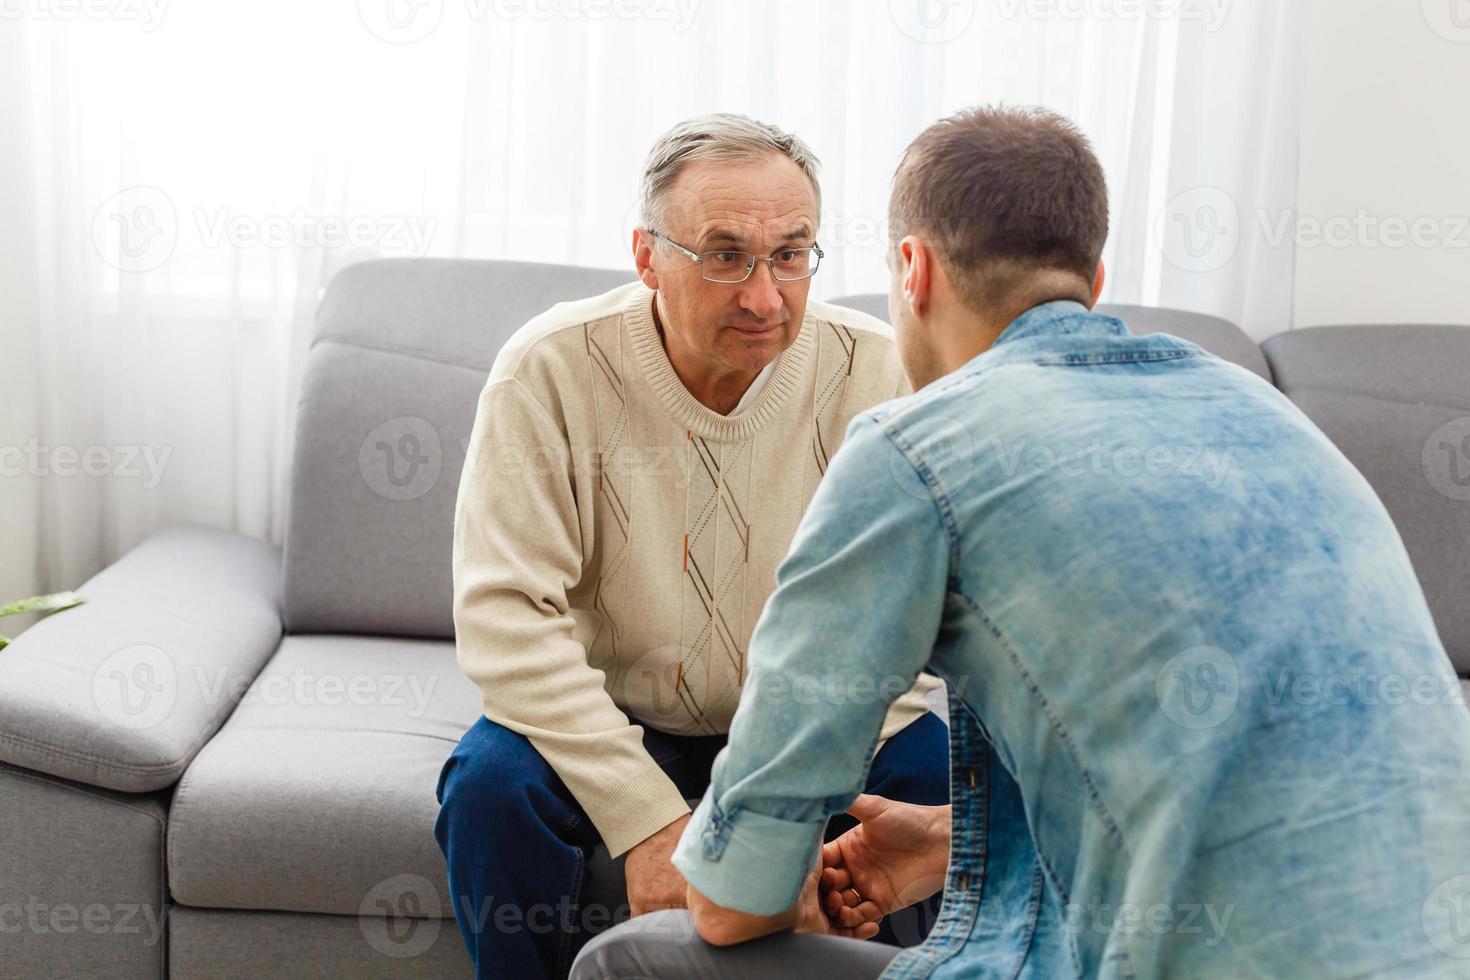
xmin=648 ymin=230 xmax=823 ymax=283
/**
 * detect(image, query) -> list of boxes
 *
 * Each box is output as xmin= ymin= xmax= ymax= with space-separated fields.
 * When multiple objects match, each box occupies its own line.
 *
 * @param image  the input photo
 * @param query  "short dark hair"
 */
xmin=889 ymin=105 xmax=1109 ymax=311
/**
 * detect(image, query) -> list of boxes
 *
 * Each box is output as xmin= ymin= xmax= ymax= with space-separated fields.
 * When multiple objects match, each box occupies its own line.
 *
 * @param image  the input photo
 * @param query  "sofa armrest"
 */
xmin=0 ymin=522 xmax=283 ymax=792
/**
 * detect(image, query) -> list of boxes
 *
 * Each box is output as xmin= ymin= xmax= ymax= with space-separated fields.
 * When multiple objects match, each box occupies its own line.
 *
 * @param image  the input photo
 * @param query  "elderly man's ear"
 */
xmin=633 ymin=227 xmax=659 ymax=291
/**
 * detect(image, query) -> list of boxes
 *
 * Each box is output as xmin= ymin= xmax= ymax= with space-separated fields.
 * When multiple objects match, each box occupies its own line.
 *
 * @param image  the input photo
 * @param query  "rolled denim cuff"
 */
xmin=672 ymin=790 xmax=822 ymax=916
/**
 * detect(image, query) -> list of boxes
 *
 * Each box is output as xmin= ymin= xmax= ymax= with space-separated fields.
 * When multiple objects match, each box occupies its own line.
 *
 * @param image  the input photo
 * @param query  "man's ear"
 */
xmin=1089 ymin=259 xmax=1105 ymax=308
xmin=901 ymin=235 xmax=931 ymax=319
xmin=633 ymin=228 xmax=659 ymax=291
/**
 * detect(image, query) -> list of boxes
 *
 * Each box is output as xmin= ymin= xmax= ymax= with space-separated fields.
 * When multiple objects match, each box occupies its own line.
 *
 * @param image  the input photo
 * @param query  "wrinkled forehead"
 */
xmin=661 ymin=157 xmax=819 ymax=250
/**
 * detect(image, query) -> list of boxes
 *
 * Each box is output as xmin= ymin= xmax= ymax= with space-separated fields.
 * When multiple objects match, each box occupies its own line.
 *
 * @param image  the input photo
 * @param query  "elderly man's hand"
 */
xmin=819 ymin=795 xmax=951 ymax=934
xmin=624 ymin=814 xmax=691 ymax=917
xmin=687 ymin=857 xmax=882 ymax=947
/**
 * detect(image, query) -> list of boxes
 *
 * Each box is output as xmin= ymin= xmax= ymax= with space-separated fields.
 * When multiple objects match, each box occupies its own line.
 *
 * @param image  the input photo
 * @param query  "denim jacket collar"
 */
xmin=991 ymin=299 xmax=1127 ymax=348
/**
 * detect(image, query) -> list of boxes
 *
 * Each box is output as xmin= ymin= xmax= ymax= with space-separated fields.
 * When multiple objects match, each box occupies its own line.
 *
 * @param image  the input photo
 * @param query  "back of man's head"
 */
xmin=890 ymin=105 xmax=1109 ymax=315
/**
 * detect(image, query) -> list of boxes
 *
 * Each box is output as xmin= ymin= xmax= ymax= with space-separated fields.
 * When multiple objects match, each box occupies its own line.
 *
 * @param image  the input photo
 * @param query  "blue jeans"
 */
xmin=435 ymin=711 xmax=949 ymax=980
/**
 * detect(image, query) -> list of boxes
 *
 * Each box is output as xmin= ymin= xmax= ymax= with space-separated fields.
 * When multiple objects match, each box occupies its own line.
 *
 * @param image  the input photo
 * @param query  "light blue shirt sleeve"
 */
xmin=672 ymin=412 xmax=952 ymax=914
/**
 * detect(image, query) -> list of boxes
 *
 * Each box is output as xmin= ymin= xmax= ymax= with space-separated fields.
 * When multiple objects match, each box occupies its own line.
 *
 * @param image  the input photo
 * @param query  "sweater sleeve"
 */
xmin=451 ymin=377 xmax=692 ymax=857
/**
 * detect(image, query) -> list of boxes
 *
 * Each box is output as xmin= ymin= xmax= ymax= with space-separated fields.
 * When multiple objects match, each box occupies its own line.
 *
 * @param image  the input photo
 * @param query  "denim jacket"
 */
xmin=673 ymin=301 xmax=1470 ymax=978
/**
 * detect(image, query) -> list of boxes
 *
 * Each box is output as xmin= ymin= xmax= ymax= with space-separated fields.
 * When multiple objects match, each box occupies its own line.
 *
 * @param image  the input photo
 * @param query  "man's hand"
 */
xmin=820 ymin=794 xmax=951 ymax=933
xmin=687 ymin=857 xmax=881 ymax=947
xmin=624 ymin=813 xmax=691 ymax=917
xmin=795 ymin=860 xmax=880 ymax=940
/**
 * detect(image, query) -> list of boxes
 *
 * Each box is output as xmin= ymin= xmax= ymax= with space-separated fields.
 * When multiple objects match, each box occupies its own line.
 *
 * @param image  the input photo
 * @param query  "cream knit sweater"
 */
xmin=451 ymin=281 xmax=942 ymax=857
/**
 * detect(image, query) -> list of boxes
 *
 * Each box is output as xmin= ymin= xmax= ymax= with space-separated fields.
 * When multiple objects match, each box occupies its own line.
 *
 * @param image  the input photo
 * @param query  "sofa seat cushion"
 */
xmin=167 ymin=634 xmax=482 ymax=917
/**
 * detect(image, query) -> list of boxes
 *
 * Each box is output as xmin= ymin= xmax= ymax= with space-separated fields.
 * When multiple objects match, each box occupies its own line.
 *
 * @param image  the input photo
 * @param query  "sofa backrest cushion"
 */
xmin=825 ymin=294 xmax=1273 ymax=382
xmin=1263 ymin=324 xmax=1470 ymax=673
xmin=281 ymin=258 xmax=634 ymax=637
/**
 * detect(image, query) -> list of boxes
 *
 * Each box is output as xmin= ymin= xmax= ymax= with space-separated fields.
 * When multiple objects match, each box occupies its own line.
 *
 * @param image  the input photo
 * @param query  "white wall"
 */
xmin=1295 ymin=0 xmax=1470 ymax=327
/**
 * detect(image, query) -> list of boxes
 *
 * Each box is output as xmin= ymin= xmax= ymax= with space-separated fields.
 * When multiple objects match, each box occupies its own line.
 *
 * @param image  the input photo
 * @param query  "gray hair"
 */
xmin=639 ymin=113 xmax=822 ymax=232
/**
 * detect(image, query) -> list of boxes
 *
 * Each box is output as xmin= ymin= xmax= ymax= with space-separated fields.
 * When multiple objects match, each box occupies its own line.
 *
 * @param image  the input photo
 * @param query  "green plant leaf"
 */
xmin=0 ymin=591 xmax=86 ymax=618
xmin=0 ymin=635 xmax=9 ymax=650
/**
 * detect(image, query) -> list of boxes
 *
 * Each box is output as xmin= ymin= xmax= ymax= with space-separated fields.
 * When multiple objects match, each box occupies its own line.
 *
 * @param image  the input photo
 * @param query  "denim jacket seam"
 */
xmin=1004 ymin=862 xmax=1049 ymax=980
xmin=898 ymin=702 xmax=987 ymax=975
xmin=881 ymin=425 xmax=963 ymax=585
xmin=1027 ymin=348 xmax=1201 ymax=367
xmin=954 ymin=696 xmax=1074 ymax=912
xmin=950 ymin=588 xmax=1129 ymax=853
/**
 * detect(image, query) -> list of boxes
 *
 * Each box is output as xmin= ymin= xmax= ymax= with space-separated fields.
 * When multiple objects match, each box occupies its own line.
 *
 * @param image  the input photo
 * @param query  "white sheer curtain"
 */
xmin=1 ymin=0 xmax=1299 ymax=610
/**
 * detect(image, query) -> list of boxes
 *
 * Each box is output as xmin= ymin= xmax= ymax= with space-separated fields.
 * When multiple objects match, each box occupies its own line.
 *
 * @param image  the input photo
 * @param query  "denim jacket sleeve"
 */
xmin=672 ymin=411 xmax=951 ymax=915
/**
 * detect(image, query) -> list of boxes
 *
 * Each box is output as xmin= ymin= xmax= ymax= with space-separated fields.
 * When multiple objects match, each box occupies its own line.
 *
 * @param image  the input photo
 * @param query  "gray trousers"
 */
xmin=569 ymin=909 xmax=902 ymax=979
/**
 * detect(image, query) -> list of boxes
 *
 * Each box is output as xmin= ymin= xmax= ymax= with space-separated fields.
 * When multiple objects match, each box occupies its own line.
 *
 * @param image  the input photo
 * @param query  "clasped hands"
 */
xmin=651 ymin=795 xmax=951 ymax=946
xmin=806 ymin=794 xmax=952 ymax=939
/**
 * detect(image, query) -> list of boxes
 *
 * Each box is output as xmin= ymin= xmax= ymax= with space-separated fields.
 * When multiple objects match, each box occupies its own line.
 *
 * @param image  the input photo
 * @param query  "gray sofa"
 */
xmin=1 ymin=258 xmax=1464 ymax=979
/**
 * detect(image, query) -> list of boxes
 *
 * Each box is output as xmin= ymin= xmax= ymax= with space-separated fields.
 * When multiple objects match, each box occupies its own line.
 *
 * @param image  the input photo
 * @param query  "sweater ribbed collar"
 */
xmin=622 ymin=284 xmax=814 ymax=442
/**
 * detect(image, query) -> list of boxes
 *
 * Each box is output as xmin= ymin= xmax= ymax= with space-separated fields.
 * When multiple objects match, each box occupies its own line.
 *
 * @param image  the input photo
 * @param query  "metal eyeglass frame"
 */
xmin=647 ymin=229 xmax=824 ymax=283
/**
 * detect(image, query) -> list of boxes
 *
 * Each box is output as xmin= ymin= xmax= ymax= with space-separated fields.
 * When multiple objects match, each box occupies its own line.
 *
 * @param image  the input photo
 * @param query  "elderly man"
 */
xmin=434 ymin=113 xmax=948 ymax=980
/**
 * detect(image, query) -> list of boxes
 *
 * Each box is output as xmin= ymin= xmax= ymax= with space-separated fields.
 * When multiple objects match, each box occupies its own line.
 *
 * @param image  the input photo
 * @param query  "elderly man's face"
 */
xmin=642 ymin=154 xmax=817 ymax=378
